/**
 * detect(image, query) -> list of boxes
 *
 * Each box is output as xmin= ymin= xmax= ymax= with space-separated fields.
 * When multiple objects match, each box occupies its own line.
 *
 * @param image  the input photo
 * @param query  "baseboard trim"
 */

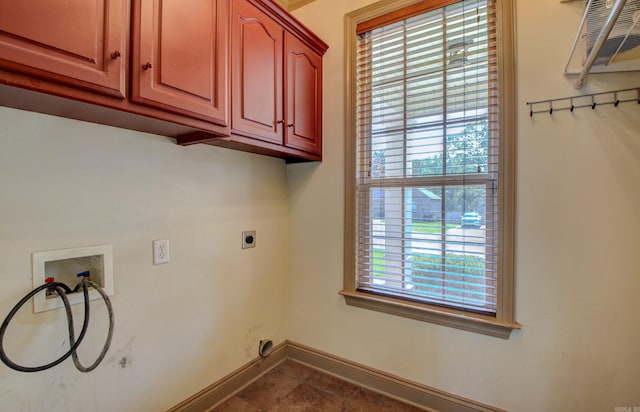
xmin=167 ymin=341 xmax=288 ymax=412
xmin=167 ymin=340 xmax=505 ymax=412
xmin=286 ymin=341 xmax=505 ymax=412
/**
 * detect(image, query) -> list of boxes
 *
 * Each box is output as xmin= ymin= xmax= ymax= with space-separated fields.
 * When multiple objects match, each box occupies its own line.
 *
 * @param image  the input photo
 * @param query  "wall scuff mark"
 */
xmin=107 ymin=336 xmax=134 ymax=370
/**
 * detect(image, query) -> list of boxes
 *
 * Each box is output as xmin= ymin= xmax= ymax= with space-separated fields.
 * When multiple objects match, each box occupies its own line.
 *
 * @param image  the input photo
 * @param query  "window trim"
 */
xmin=342 ymin=0 xmax=520 ymax=339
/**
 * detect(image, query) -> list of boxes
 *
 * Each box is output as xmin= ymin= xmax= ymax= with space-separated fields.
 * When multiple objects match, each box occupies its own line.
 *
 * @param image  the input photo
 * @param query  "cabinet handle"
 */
xmin=142 ymin=62 xmax=153 ymax=70
xmin=276 ymin=120 xmax=284 ymax=125
xmin=287 ymin=124 xmax=294 ymax=128
xmin=111 ymin=50 xmax=122 ymax=60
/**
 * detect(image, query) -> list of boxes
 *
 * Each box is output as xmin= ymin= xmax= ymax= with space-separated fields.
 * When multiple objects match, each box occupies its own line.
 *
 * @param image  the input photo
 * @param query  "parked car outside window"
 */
xmin=460 ymin=212 xmax=481 ymax=228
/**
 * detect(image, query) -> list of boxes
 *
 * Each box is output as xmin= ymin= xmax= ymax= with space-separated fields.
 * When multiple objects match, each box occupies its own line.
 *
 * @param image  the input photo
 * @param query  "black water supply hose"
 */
xmin=0 ymin=274 xmax=114 ymax=373
xmin=71 ymin=278 xmax=114 ymax=372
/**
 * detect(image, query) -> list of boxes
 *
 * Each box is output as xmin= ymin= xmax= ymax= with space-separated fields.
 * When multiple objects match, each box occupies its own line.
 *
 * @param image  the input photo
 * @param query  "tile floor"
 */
xmin=211 ymin=359 xmax=425 ymax=411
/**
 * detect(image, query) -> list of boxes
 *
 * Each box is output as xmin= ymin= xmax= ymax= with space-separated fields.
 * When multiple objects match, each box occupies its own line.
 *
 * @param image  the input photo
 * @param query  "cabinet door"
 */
xmin=285 ymin=33 xmax=322 ymax=155
xmin=0 ymin=0 xmax=126 ymax=98
xmin=231 ymin=0 xmax=283 ymax=145
xmin=132 ymin=0 xmax=228 ymax=126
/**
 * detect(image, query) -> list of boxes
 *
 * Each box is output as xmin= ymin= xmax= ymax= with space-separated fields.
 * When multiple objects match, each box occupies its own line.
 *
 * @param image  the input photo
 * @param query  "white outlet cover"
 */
xmin=153 ymin=239 xmax=170 ymax=264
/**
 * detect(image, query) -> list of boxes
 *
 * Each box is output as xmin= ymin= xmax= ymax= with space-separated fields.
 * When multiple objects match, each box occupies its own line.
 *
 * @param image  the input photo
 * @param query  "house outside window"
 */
xmin=342 ymin=0 xmax=519 ymax=338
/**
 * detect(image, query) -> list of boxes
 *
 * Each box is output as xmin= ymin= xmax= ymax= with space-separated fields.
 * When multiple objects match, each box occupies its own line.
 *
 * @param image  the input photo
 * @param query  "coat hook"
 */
xmin=527 ymin=86 xmax=640 ymax=115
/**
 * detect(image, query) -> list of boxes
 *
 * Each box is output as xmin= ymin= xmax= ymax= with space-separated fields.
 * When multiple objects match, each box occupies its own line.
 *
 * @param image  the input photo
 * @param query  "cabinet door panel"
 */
xmin=133 ymin=0 xmax=228 ymax=125
xmin=0 ymin=0 xmax=126 ymax=97
xmin=285 ymin=34 xmax=322 ymax=155
xmin=231 ymin=0 xmax=283 ymax=145
xmin=160 ymin=1 xmax=212 ymax=98
xmin=242 ymin=26 xmax=277 ymax=129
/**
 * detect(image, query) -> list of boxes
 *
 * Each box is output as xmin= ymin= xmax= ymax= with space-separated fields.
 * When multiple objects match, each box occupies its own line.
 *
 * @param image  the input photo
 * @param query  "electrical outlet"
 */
xmin=153 ymin=239 xmax=170 ymax=264
xmin=242 ymin=231 xmax=256 ymax=249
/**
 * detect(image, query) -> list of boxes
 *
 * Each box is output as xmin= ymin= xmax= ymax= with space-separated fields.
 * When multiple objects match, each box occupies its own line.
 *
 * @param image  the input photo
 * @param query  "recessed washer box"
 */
xmin=32 ymin=244 xmax=114 ymax=313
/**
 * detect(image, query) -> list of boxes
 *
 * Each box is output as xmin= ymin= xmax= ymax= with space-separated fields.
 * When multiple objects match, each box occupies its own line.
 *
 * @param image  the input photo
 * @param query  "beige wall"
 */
xmin=1 ymin=0 xmax=639 ymax=410
xmin=0 ymin=108 xmax=290 ymax=411
xmin=288 ymin=0 xmax=640 ymax=411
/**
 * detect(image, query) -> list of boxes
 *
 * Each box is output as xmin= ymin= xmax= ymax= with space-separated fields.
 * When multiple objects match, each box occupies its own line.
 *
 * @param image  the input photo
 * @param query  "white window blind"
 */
xmin=355 ymin=0 xmax=499 ymax=315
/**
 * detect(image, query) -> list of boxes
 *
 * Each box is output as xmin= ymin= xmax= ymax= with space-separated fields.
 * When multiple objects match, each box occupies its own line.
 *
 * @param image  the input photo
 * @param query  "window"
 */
xmin=342 ymin=0 xmax=518 ymax=338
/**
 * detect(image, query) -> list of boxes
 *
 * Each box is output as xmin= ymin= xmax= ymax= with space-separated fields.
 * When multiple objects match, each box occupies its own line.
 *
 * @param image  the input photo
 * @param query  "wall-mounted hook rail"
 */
xmin=527 ymin=87 xmax=640 ymax=117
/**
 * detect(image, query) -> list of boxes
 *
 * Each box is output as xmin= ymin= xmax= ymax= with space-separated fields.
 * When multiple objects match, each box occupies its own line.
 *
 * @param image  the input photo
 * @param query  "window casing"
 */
xmin=343 ymin=0 xmax=518 ymax=338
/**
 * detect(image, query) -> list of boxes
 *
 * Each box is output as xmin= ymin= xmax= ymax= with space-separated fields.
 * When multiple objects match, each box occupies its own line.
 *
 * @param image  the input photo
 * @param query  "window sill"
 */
xmin=339 ymin=290 xmax=521 ymax=339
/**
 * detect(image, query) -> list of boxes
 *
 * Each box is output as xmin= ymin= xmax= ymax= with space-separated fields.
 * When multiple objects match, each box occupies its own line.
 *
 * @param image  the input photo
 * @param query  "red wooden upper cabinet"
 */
xmin=231 ymin=0 xmax=284 ymax=145
xmin=132 ymin=0 xmax=229 ymax=126
xmin=231 ymin=0 xmax=326 ymax=159
xmin=285 ymin=33 xmax=322 ymax=156
xmin=0 ymin=0 xmax=127 ymax=98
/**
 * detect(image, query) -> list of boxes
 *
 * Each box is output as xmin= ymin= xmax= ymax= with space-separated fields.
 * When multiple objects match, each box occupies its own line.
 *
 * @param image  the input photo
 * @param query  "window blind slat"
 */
xmin=356 ymin=0 xmax=464 ymax=34
xmin=355 ymin=0 xmax=499 ymax=314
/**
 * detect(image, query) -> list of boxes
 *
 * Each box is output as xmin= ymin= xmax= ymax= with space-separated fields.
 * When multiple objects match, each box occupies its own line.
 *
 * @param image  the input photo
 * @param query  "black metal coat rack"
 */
xmin=526 ymin=87 xmax=640 ymax=117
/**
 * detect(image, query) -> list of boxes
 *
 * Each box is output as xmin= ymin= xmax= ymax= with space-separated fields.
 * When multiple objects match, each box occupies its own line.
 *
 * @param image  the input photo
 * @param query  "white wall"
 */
xmin=0 ymin=108 xmax=290 ymax=411
xmin=288 ymin=0 xmax=640 ymax=411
